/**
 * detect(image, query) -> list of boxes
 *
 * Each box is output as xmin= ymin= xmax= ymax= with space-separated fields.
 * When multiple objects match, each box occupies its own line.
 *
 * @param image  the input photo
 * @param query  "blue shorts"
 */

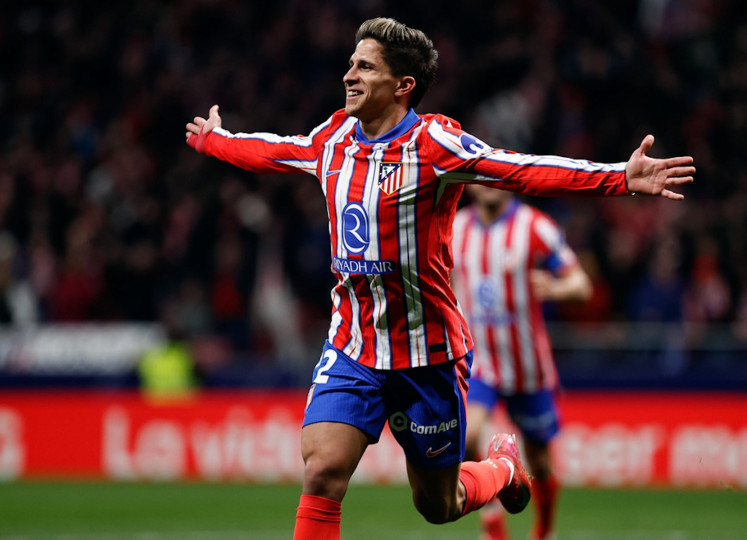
xmin=303 ymin=341 xmax=473 ymax=469
xmin=468 ymin=377 xmax=560 ymax=444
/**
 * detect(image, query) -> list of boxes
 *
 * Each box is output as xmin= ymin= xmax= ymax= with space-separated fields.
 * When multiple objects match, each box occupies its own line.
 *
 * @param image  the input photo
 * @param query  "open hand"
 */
xmin=624 ymin=135 xmax=695 ymax=200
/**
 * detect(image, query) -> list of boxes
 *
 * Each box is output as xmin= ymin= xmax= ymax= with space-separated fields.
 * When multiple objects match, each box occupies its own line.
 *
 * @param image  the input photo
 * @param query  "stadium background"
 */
xmin=0 ymin=0 xmax=745 ymax=535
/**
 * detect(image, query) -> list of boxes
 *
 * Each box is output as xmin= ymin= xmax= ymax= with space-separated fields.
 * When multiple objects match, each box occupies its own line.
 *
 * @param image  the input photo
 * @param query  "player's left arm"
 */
xmin=624 ymin=135 xmax=695 ymax=200
xmin=426 ymin=119 xmax=694 ymax=199
xmin=426 ymin=119 xmax=629 ymax=196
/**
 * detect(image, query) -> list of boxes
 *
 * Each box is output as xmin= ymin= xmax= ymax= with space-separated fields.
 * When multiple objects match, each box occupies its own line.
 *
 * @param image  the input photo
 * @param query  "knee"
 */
xmin=302 ymin=457 xmax=352 ymax=501
xmin=412 ymin=492 xmax=460 ymax=524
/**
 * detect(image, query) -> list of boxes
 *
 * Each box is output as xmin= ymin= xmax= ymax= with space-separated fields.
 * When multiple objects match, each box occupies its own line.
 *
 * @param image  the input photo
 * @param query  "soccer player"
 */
xmin=452 ymin=184 xmax=591 ymax=540
xmin=185 ymin=17 xmax=694 ymax=539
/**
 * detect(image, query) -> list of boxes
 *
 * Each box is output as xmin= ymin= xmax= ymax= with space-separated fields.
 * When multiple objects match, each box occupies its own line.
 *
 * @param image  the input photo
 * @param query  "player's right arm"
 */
xmin=185 ymin=104 xmax=320 ymax=177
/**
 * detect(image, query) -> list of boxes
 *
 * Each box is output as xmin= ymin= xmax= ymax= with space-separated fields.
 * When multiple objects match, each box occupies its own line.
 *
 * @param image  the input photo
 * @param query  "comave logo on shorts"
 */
xmin=388 ymin=412 xmax=458 ymax=434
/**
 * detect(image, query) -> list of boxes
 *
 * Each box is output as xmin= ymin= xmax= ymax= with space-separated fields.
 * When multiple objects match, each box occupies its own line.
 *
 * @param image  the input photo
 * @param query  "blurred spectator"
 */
xmin=627 ymin=238 xmax=685 ymax=323
xmin=0 ymin=232 xmax=39 ymax=327
xmin=0 ymin=1 xmax=744 ymax=384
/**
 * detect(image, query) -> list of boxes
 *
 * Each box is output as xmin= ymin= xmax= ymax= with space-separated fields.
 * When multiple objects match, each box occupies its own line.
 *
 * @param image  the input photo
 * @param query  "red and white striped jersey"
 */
xmin=451 ymin=200 xmax=579 ymax=393
xmin=200 ymin=108 xmax=626 ymax=370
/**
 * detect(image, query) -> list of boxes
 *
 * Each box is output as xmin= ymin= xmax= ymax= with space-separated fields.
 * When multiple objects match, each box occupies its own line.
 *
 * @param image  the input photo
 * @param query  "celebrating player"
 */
xmin=185 ymin=17 xmax=694 ymax=539
xmin=452 ymin=184 xmax=592 ymax=540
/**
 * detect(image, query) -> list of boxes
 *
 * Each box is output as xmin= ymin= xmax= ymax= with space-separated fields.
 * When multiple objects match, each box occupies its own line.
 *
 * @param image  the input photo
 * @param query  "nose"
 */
xmin=343 ymin=66 xmax=357 ymax=85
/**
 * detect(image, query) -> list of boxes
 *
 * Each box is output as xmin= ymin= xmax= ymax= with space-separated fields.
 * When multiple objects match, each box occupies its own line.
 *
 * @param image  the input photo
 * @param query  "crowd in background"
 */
xmin=0 ymin=0 xmax=745 ymax=385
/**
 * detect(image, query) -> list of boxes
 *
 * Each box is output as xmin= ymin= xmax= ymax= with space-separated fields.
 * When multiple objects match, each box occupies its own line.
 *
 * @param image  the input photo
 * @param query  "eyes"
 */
xmin=348 ymin=60 xmax=374 ymax=71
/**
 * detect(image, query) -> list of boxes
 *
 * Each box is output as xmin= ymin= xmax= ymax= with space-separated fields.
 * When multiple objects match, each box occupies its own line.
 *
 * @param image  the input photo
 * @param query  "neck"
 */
xmin=358 ymin=105 xmax=408 ymax=140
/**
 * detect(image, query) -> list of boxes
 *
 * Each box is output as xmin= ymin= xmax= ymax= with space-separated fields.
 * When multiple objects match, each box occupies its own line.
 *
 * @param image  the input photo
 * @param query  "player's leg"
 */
xmin=293 ymin=421 xmax=370 ymax=540
xmin=385 ymin=354 xmax=529 ymax=524
xmin=405 ymin=433 xmax=530 ymax=524
xmin=506 ymin=390 xmax=560 ymax=540
xmin=300 ymin=421 xmax=370 ymax=500
xmin=406 ymin=460 xmax=465 ymax=523
xmin=293 ymin=342 xmax=388 ymax=540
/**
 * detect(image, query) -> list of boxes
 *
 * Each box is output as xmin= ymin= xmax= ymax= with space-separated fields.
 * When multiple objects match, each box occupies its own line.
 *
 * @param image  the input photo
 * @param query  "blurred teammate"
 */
xmin=185 ymin=17 xmax=694 ymax=540
xmin=452 ymin=185 xmax=591 ymax=540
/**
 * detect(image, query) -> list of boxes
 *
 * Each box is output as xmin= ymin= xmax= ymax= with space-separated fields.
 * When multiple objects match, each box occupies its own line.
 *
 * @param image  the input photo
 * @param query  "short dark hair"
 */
xmin=355 ymin=18 xmax=438 ymax=108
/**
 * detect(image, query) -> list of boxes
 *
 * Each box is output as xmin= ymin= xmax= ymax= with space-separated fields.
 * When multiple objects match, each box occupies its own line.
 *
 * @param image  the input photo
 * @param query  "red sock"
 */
xmin=459 ymin=460 xmax=511 ymax=516
xmin=293 ymin=494 xmax=342 ymax=540
xmin=531 ymin=474 xmax=560 ymax=539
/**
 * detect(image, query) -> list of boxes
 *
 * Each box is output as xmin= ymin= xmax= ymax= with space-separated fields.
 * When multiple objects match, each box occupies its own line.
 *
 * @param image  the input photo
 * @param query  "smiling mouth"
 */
xmin=347 ymin=90 xmax=363 ymax=98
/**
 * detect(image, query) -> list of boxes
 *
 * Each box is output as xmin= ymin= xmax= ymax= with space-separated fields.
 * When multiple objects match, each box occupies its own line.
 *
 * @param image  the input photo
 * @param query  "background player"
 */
xmin=185 ymin=17 xmax=694 ymax=540
xmin=452 ymin=184 xmax=592 ymax=540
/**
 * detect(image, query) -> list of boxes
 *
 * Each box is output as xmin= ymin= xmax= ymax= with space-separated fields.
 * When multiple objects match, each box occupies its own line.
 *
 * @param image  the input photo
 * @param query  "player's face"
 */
xmin=343 ymin=39 xmax=401 ymax=122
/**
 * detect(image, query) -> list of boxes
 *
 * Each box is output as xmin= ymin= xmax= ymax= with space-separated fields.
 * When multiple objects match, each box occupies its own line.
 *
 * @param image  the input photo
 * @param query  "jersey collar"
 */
xmin=354 ymin=109 xmax=420 ymax=144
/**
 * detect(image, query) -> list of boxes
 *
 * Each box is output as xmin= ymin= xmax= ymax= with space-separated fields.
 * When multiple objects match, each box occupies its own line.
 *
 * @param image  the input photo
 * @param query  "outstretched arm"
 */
xmin=625 ymin=135 xmax=695 ymax=200
xmin=185 ymin=104 xmax=222 ymax=153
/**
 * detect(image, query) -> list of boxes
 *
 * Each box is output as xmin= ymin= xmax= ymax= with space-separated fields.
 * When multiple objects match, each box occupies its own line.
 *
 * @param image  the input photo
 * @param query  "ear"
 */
xmin=394 ymin=76 xmax=416 ymax=99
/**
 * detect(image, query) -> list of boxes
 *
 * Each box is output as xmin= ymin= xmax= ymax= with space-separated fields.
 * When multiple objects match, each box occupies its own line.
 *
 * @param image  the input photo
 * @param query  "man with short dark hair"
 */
xmin=186 ymin=17 xmax=694 ymax=539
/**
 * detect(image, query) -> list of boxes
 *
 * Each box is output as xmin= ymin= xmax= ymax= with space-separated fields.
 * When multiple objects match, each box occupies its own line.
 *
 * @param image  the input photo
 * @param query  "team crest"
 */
xmin=378 ymin=162 xmax=404 ymax=195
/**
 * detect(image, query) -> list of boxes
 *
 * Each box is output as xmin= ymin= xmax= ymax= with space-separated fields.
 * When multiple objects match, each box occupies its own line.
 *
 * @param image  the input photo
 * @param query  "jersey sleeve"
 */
xmin=424 ymin=116 xmax=629 ymax=197
xmin=201 ymin=117 xmax=334 ymax=178
xmin=531 ymin=211 xmax=580 ymax=274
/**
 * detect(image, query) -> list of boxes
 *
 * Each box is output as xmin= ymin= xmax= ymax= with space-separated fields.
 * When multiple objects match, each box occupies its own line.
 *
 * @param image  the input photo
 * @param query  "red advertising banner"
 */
xmin=0 ymin=390 xmax=745 ymax=488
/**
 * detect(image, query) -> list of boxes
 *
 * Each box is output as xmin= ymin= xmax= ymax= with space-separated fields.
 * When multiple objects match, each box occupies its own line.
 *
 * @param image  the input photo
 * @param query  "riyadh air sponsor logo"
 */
xmin=342 ymin=202 xmax=369 ymax=254
xmin=459 ymin=133 xmax=490 ymax=155
xmin=332 ymin=257 xmax=395 ymax=275
xmin=388 ymin=412 xmax=459 ymax=435
xmin=378 ymin=162 xmax=404 ymax=195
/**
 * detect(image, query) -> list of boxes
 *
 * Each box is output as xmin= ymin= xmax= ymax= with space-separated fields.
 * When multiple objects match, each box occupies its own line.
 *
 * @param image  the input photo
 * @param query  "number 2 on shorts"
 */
xmin=313 ymin=349 xmax=337 ymax=384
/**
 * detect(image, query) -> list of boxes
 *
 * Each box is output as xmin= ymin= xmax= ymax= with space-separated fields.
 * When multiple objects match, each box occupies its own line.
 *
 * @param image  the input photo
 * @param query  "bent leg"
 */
xmin=406 ymin=461 xmax=466 ymax=524
xmin=406 ymin=452 xmax=517 ymax=524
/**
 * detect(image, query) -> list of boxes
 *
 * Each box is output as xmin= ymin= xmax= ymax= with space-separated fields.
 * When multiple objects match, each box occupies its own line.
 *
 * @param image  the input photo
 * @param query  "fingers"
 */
xmin=637 ymin=134 xmax=655 ymax=155
xmin=664 ymin=164 xmax=695 ymax=184
xmin=209 ymin=104 xmax=220 ymax=119
xmin=661 ymin=189 xmax=685 ymax=201
xmin=664 ymin=155 xmax=694 ymax=167
xmin=186 ymin=119 xmax=205 ymax=133
xmin=666 ymin=177 xmax=694 ymax=186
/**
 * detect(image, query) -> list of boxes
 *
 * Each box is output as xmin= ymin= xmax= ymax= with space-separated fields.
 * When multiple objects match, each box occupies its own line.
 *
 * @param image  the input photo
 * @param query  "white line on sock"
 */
xmin=497 ymin=457 xmax=515 ymax=485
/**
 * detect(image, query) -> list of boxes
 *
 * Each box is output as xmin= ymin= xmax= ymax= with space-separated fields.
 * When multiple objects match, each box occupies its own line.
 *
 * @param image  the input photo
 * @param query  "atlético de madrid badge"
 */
xmin=378 ymin=162 xmax=404 ymax=195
